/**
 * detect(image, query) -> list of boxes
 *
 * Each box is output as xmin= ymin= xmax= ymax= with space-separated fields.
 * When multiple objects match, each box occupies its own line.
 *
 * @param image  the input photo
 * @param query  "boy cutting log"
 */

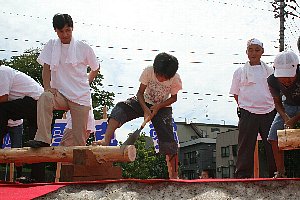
xmin=93 ymin=52 xmax=182 ymax=179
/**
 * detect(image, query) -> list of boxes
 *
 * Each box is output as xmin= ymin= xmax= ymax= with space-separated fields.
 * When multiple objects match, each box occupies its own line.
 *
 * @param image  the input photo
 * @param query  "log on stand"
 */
xmin=0 ymin=145 xmax=136 ymax=181
xmin=277 ymin=129 xmax=300 ymax=150
xmin=0 ymin=145 xmax=136 ymax=164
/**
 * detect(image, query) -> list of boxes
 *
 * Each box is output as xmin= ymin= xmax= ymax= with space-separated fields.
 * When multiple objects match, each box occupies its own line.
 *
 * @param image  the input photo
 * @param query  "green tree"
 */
xmin=117 ymin=132 xmax=169 ymax=179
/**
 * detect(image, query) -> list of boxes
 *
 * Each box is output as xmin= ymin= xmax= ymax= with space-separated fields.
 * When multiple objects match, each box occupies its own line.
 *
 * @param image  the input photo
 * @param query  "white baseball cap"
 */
xmin=247 ymin=38 xmax=263 ymax=48
xmin=274 ymin=51 xmax=299 ymax=77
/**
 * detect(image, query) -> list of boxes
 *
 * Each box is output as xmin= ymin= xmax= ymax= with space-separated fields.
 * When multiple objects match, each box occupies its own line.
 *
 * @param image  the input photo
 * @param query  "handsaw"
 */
xmin=121 ymin=117 xmax=150 ymax=146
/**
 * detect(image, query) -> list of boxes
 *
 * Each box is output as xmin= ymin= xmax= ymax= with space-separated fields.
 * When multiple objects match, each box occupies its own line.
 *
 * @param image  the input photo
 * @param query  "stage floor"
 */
xmin=1 ymin=178 xmax=300 ymax=200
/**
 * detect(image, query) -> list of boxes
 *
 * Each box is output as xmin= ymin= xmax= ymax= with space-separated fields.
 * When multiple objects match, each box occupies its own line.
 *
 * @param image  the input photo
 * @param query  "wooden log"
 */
xmin=0 ymin=145 xmax=136 ymax=164
xmin=278 ymin=129 xmax=300 ymax=150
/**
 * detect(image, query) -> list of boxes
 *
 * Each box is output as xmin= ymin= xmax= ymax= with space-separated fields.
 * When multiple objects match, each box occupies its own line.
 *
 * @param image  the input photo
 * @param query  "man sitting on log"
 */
xmin=267 ymin=51 xmax=300 ymax=178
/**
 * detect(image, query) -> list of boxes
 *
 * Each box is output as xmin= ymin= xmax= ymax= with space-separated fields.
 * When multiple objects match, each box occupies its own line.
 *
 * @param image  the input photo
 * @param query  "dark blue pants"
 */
xmin=0 ymin=97 xmax=45 ymax=182
xmin=7 ymin=124 xmax=23 ymax=178
xmin=0 ymin=96 xmax=37 ymax=147
xmin=235 ymin=109 xmax=277 ymax=178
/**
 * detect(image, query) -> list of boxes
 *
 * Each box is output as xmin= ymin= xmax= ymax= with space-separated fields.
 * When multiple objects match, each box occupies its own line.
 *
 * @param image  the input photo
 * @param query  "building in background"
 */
xmin=215 ymin=127 xmax=238 ymax=178
xmin=176 ymin=121 xmax=238 ymax=179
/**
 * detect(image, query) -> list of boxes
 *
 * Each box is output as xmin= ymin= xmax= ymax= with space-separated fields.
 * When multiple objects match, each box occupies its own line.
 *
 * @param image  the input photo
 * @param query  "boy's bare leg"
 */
xmin=92 ymin=118 xmax=119 ymax=146
xmin=270 ymin=140 xmax=285 ymax=177
xmin=166 ymin=154 xmax=179 ymax=179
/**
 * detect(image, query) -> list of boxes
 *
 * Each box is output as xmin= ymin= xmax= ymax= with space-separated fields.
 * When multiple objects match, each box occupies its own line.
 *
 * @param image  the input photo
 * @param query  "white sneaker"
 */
xmin=273 ymin=171 xmax=287 ymax=178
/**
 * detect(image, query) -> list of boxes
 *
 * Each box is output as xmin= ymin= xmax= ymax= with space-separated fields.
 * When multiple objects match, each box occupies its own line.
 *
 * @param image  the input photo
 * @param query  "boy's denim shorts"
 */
xmin=109 ymin=96 xmax=178 ymax=155
xmin=268 ymin=103 xmax=300 ymax=141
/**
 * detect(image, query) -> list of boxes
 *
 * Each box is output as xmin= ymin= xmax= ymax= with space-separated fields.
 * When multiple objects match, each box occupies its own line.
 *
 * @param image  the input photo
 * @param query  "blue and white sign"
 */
xmin=149 ymin=118 xmax=179 ymax=153
xmin=94 ymin=119 xmax=118 ymax=146
xmin=1 ymin=133 xmax=11 ymax=149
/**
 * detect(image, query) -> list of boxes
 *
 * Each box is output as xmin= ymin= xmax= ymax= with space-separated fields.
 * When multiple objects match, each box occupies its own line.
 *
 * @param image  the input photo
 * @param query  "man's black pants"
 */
xmin=235 ymin=108 xmax=277 ymax=178
xmin=0 ymin=96 xmax=45 ymax=182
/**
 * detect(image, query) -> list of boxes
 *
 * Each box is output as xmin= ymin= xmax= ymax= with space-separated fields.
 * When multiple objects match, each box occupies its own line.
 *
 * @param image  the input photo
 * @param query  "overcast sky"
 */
xmin=1 ymin=0 xmax=299 ymax=142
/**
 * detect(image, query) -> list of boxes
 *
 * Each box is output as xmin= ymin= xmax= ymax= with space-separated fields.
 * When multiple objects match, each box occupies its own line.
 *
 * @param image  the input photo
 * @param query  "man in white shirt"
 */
xmin=0 ymin=65 xmax=45 ymax=182
xmin=229 ymin=38 xmax=276 ymax=178
xmin=0 ymin=65 xmax=43 ymax=148
xmin=26 ymin=13 xmax=99 ymax=147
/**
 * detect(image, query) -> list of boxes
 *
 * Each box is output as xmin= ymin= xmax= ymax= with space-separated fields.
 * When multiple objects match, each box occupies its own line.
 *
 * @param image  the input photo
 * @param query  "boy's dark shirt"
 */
xmin=267 ymin=73 xmax=300 ymax=106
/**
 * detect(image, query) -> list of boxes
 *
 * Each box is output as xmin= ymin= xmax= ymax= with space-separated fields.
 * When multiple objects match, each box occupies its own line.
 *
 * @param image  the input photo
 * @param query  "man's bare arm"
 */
xmin=274 ymin=96 xmax=289 ymax=122
xmin=88 ymin=67 xmax=100 ymax=84
xmin=42 ymin=64 xmax=51 ymax=90
xmin=0 ymin=94 xmax=8 ymax=103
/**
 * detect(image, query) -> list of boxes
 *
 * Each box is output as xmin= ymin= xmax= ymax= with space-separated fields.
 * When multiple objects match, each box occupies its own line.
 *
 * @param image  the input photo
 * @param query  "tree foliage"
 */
xmin=1 ymin=48 xmax=43 ymax=84
xmin=117 ymin=132 xmax=169 ymax=179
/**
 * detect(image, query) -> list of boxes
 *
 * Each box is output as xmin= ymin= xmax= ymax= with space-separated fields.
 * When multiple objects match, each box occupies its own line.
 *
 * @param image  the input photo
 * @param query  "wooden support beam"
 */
xmin=9 ymin=163 xmax=14 ymax=182
xmin=60 ymin=149 xmax=122 ymax=181
xmin=253 ymin=140 xmax=259 ymax=178
xmin=103 ymin=105 xmax=108 ymax=119
xmin=0 ymin=145 xmax=136 ymax=164
xmin=55 ymin=162 xmax=62 ymax=183
xmin=278 ymin=129 xmax=300 ymax=150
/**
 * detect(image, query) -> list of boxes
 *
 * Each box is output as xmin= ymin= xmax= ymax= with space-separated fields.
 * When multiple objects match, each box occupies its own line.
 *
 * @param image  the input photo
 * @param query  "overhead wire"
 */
xmin=0 ymin=1 xmax=295 ymax=122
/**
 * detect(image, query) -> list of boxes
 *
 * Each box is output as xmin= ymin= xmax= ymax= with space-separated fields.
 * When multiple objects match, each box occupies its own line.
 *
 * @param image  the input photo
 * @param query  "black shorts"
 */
xmin=110 ymin=97 xmax=178 ymax=155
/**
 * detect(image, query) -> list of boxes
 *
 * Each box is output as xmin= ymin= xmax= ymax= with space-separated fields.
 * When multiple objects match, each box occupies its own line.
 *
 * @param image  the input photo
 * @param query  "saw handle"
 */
xmin=141 ymin=116 xmax=151 ymax=128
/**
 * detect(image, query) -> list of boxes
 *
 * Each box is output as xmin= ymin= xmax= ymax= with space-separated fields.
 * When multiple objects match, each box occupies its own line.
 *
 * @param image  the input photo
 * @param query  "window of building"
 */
xmin=221 ymin=167 xmax=230 ymax=178
xmin=212 ymin=150 xmax=216 ymax=163
xmin=182 ymin=170 xmax=196 ymax=179
xmin=191 ymin=136 xmax=199 ymax=140
xmin=221 ymin=146 xmax=230 ymax=157
xmin=211 ymin=128 xmax=220 ymax=132
xmin=232 ymin=145 xmax=238 ymax=157
xmin=190 ymin=151 xmax=197 ymax=164
xmin=183 ymin=153 xmax=189 ymax=165
xmin=184 ymin=151 xmax=197 ymax=165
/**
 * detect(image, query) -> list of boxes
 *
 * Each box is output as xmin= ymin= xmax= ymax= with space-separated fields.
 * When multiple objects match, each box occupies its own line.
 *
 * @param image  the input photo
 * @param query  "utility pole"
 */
xmin=279 ymin=0 xmax=285 ymax=52
xmin=273 ymin=0 xmax=286 ymax=52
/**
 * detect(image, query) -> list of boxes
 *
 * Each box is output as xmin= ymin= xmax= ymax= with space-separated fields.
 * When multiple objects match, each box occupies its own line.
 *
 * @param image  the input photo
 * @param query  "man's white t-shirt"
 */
xmin=0 ymin=65 xmax=43 ymax=101
xmin=37 ymin=39 xmax=99 ymax=106
xmin=229 ymin=64 xmax=275 ymax=114
xmin=139 ymin=66 xmax=182 ymax=105
xmin=7 ymin=119 xmax=23 ymax=127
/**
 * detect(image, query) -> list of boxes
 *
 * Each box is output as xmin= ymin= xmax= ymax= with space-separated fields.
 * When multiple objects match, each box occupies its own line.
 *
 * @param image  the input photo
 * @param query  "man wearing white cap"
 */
xmin=230 ymin=38 xmax=277 ymax=178
xmin=267 ymin=51 xmax=300 ymax=178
